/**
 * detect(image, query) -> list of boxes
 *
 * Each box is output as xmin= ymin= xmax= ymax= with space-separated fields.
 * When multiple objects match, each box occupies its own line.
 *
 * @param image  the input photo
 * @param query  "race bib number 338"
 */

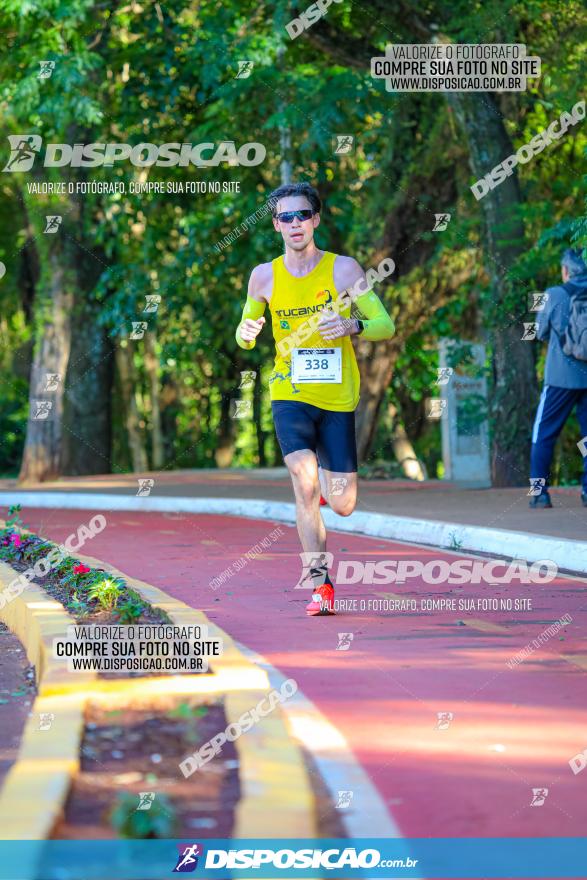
xmin=291 ymin=348 xmax=342 ymax=383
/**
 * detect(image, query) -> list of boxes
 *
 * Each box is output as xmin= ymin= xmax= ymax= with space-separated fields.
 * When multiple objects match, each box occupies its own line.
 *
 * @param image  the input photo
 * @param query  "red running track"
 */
xmin=17 ymin=506 xmax=587 ymax=839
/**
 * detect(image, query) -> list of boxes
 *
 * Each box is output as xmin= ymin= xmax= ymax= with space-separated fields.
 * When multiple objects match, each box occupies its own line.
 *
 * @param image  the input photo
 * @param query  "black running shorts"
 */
xmin=271 ymin=400 xmax=358 ymax=473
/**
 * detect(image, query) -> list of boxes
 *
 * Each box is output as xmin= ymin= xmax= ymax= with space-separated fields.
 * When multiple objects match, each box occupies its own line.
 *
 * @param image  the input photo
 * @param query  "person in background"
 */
xmin=530 ymin=248 xmax=587 ymax=508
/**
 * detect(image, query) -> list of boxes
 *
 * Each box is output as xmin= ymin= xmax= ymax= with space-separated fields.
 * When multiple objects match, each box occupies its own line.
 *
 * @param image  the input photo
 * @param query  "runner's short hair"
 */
xmin=561 ymin=248 xmax=587 ymax=278
xmin=268 ymin=182 xmax=321 ymax=217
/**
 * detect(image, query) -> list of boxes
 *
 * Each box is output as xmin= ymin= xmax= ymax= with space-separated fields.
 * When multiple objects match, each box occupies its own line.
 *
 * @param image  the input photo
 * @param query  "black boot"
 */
xmin=529 ymin=490 xmax=552 ymax=509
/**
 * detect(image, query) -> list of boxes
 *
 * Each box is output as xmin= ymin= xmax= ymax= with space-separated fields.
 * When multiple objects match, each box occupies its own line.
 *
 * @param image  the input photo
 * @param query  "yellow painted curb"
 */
xmin=0 ymin=560 xmax=95 ymax=839
xmin=74 ymin=549 xmax=316 ymax=838
xmin=0 ymin=536 xmax=316 ymax=840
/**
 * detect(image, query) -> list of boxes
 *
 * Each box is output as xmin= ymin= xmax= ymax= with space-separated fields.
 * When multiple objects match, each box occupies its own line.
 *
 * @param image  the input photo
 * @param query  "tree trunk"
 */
xmin=144 ymin=330 xmax=165 ymax=469
xmin=354 ymin=338 xmax=396 ymax=462
xmin=214 ymin=393 xmax=235 ymax=468
xmin=115 ymin=342 xmax=148 ymax=472
xmin=18 ymin=251 xmax=73 ymax=484
xmin=388 ymin=403 xmax=426 ymax=480
xmin=253 ymin=368 xmax=266 ymax=466
xmin=448 ymin=92 xmax=538 ymax=485
xmin=60 ymin=300 xmax=114 ymax=476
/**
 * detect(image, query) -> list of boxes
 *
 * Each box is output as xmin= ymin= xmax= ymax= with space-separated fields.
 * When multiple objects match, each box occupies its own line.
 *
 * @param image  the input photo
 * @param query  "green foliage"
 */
xmin=0 ymin=0 xmax=584 ymax=480
xmin=116 ymin=596 xmax=145 ymax=624
xmin=167 ymin=702 xmax=209 ymax=720
xmin=108 ymin=792 xmax=176 ymax=839
xmin=69 ymin=591 xmax=90 ymax=618
xmin=87 ymin=576 xmax=124 ymax=612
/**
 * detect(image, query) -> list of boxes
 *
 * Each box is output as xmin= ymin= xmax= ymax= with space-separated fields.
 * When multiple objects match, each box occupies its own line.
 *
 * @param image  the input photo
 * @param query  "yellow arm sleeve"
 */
xmin=354 ymin=290 xmax=395 ymax=341
xmin=236 ymin=296 xmax=267 ymax=350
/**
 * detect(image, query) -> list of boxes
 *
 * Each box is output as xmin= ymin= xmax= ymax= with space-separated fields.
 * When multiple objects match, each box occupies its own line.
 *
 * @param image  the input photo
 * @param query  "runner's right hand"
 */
xmin=240 ymin=317 xmax=266 ymax=343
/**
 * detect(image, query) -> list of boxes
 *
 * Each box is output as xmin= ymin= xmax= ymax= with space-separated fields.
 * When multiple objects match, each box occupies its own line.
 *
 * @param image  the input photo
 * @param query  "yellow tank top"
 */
xmin=268 ymin=251 xmax=360 ymax=411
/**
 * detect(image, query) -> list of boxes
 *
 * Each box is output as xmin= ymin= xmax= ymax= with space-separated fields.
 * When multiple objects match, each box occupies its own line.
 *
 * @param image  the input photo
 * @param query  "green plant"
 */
xmin=116 ymin=597 xmax=145 ymax=624
xmin=448 ymin=531 xmax=463 ymax=552
xmin=69 ymin=592 xmax=91 ymax=618
xmin=6 ymin=505 xmax=25 ymax=532
xmin=109 ymin=791 xmax=176 ymax=839
xmin=87 ymin=577 xmax=124 ymax=612
xmin=167 ymin=702 xmax=209 ymax=720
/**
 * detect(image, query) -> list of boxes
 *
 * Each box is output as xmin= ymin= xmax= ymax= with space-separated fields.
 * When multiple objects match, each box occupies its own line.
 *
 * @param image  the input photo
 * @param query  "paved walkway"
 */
xmin=18 ymin=505 xmax=587 ymax=839
xmin=0 ymin=624 xmax=34 ymax=790
xmin=2 ymin=469 xmax=585 ymax=542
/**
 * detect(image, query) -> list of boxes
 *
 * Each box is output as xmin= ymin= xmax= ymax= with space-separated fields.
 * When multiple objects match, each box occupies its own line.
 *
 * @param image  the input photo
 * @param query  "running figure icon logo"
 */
xmin=432 ymin=213 xmax=451 ymax=231
xmin=530 ymin=788 xmax=549 ymax=806
xmin=435 ymin=711 xmax=454 ymax=730
xmin=3 ymin=134 xmax=42 ymax=172
xmin=528 ymin=477 xmax=546 ymax=497
xmin=173 ymin=843 xmax=204 ymax=873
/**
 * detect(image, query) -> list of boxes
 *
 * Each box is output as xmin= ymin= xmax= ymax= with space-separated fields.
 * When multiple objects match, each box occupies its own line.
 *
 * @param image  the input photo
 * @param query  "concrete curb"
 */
xmin=1 ymin=490 xmax=586 ymax=574
xmin=75 ymin=549 xmax=316 ymax=838
xmin=0 ymin=560 xmax=95 ymax=840
xmin=0 ymin=537 xmax=316 ymax=841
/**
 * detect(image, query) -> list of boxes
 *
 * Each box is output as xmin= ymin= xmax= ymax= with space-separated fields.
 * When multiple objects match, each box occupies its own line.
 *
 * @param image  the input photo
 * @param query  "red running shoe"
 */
xmin=319 ymin=494 xmax=328 ymax=506
xmin=306 ymin=581 xmax=336 ymax=616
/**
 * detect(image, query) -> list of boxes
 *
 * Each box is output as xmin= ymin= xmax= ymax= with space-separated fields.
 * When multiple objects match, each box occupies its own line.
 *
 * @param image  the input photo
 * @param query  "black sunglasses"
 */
xmin=276 ymin=209 xmax=314 ymax=223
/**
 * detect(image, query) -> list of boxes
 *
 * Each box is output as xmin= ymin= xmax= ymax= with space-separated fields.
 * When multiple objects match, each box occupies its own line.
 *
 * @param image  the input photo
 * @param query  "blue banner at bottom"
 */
xmin=0 ymin=838 xmax=584 ymax=879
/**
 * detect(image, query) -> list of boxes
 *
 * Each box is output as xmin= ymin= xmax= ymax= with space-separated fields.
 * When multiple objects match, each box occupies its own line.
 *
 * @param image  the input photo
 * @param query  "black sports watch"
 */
xmin=355 ymin=319 xmax=365 ymax=335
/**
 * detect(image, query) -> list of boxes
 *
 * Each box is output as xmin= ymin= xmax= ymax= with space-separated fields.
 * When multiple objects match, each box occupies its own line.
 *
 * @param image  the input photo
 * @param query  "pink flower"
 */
xmin=73 ymin=563 xmax=91 ymax=575
xmin=10 ymin=534 xmax=21 ymax=548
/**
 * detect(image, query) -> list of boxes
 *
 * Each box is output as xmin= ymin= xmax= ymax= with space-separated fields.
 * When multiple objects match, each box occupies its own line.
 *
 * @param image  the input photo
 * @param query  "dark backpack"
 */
xmin=561 ymin=282 xmax=587 ymax=361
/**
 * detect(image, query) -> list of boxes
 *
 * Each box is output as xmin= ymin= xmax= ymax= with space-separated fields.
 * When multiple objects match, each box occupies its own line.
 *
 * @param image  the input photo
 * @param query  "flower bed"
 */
xmin=0 ymin=505 xmax=165 ymax=627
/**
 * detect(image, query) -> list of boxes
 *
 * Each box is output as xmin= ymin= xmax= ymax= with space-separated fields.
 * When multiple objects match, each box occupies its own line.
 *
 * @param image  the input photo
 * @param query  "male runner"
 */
xmin=236 ymin=182 xmax=395 ymax=616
